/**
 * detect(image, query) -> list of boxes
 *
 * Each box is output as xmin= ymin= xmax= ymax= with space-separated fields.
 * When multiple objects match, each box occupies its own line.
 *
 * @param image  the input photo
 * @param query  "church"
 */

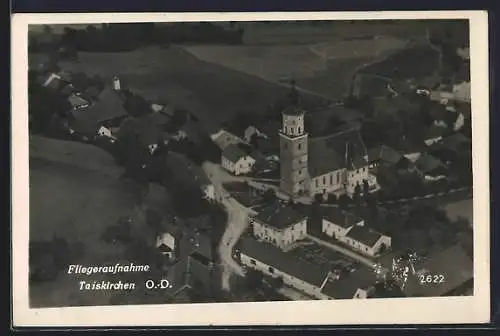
xmin=279 ymin=85 xmax=378 ymax=198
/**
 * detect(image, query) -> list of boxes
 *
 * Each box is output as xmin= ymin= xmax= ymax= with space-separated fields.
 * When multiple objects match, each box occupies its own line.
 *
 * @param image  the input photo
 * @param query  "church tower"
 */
xmin=279 ymin=81 xmax=309 ymax=196
xmin=112 ymin=75 xmax=121 ymax=91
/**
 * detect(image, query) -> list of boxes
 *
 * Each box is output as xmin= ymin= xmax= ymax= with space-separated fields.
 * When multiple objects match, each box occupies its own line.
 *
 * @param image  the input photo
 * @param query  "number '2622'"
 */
xmin=419 ymin=274 xmax=445 ymax=284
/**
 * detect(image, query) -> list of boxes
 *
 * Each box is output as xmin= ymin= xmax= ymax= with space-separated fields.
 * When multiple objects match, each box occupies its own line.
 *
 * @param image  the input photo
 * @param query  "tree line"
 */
xmin=59 ymin=23 xmax=244 ymax=52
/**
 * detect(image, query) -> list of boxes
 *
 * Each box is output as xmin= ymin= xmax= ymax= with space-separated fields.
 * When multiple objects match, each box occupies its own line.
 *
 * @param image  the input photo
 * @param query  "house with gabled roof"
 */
xmin=339 ymin=225 xmax=392 ymax=257
xmin=366 ymin=145 xmax=404 ymax=168
xmin=250 ymin=203 xmax=307 ymax=251
xmin=236 ymin=237 xmax=378 ymax=300
xmin=221 ymin=144 xmax=256 ymax=176
xmin=68 ymin=84 xmax=129 ymax=139
xmin=414 ymin=153 xmax=448 ymax=182
xmin=321 ymin=207 xmax=365 ymax=239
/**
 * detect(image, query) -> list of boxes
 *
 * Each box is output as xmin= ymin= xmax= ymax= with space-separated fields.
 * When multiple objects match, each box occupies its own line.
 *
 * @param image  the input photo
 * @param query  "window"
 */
xmin=298 ymin=126 xmax=302 ymax=134
xmin=269 ymin=267 xmax=275 ymax=274
xmin=298 ymin=143 xmax=302 ymax=150
xmin=336 ymin=172 xmax=340 ymax=183
xmin=284 ymin=143 xmax=288 ymax=150
xmin=316 ymin=179 xmax=318 ymax=187
xmin=290 ymin=127 xmax=295 ymax=134
xmin=250 ymin=259 xmax=256 ymax=265
xmin=323 ymin=176 xmax=326 ymax=184
xmin=330 ymin=174 xmax=333 ymax=185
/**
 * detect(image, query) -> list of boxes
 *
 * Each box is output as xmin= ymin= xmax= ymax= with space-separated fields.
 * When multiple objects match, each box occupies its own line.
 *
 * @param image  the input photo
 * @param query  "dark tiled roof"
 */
xmin=222 ymin=144 xmax=250 ymax=163
xmin=321 ymin=266 xmax=378 ymax=299
xmin=308 ymin=128 xmax=368 ymax=176
xmin=254 ymin=204 xmax=307 ymax=229
xmin=72 ymin=86 xmax=128 ymax=125
xmin=345 ymin=225 xmax=384 ymax=247
xmin=415 ymin=154 xmax=445 ymax=175
xmin=367 ymin=145 xmax=403 ymax=165
xmin=322 ymin=208 xmax=363 ymax=229
xmin=425 ymin=125 xmax=446 ymax=140
xmin=238 ymin=237 xmax=328 ymax=287
xmin=404 ymin=244 xmax=473 ymax=297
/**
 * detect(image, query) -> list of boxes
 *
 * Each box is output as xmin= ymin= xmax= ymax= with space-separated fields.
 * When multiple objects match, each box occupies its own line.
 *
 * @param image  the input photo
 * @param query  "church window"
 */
xmin=323 ymin=176 xmax=326 ymax=184
xmin=330 ymin=174 xmax=333 ymax=185
xmin=298 ymin=126 xmax=302 ymax=134
xmin=298 ymin=143 xmax=302 ymax=150
xmin=290 ymin=127 xmax=295 ymax=134
xmin=337 ymin=172 xmax=340 ymax=183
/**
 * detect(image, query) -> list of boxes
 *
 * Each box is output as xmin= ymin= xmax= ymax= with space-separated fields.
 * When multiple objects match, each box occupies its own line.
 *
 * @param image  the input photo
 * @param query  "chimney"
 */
xmin=113 ymin=75 xmax=121 ymax=91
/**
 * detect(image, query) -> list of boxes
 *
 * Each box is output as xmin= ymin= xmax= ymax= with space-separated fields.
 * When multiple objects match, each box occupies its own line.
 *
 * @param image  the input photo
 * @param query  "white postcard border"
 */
xmin=11 ymin=10 xmax=490 ymax=326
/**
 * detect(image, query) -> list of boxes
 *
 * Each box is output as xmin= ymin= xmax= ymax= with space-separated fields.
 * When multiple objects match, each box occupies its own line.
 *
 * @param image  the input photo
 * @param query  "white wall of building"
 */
xmin=240 ymin=253 xmax=331 ymax=300
xmin=322 ymin=218 xmax=362 ymax=239
xmin=221 ymin=155 xmax=256 ymax=176
xmin=338 ymin=233 xmax=391 ymax=257
xmin=252 ymin=219 xmax=307 ymax=250
xmin=310 ymin=169 xmax=345 ymax=195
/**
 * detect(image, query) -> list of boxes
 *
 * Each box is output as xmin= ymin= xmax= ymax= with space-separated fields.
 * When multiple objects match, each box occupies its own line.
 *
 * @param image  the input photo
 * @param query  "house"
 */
xmin=156 ymin=220 xmax=183 ymax=263
xmin=423 ymin=125 xmax=446 ymax=146
xmin=221 ymin=144 xmax=256 ymax=176
xmin=67 ymin=93 xmax=91 ymax=110
xmin=210 ymin=129 xmax=246 ymax=151
xmin=322 ymin=207 xmax=364 ymax=239
xmin=339 ymin=225 xmax=392 ymax=257
xmin=393 ymin=139 xmax=424 ymax=163
xmin=250 ymin=203 xmax=307 ymax=250
xmin=456 ymin=47 xmax=470 ymax=60
xmin=414 ymin=153 xmax=448 ymax=182
xmin=236 ymin=237 xmax=377 ymax=300
xmin=403 ymin=244 xmax=473 ymax=297
xmin=429 ymin=132 xmax=471 ymax=165
xmin=244 ymin=125 xmax=268 ymax=143
xmin=366 ymin=145 xmax=403 ymax=168
xmin=165 ymin=152 xmax=215 ymax=201
xmin=452 ymin=81 xmax=471 ymax=103
xmin=69 ymin=85 xmax=129 ymax=139
xmin=253 ymin=137 xmax=280 ymax=162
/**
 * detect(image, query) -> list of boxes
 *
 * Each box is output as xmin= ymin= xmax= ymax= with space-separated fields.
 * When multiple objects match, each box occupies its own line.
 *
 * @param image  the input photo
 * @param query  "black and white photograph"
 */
xmin=12 ymin=11 xmax=490 ymax=326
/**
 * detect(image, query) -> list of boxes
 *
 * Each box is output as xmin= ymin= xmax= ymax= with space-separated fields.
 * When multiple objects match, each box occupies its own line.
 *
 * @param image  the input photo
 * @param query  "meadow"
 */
xmin=58 ymin=46 xmax=328 ymax=134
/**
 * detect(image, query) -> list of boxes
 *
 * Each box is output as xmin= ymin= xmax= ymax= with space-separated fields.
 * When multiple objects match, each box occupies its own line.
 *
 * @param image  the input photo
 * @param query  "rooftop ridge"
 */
xmin=309 ymin=125 xmax=362 ymax=143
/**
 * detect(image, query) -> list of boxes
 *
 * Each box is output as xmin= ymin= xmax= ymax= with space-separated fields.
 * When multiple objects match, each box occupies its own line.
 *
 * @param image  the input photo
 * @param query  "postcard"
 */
xmin=11 ymin=10 xmax=490 ymax=327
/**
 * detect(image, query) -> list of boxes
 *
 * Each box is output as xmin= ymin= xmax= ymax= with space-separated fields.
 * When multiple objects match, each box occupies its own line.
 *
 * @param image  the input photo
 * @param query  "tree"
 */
xmin=245 ymin=269 xmax=264 ymax=290
xmin=338 ymin=194 xmax=351 ymax=210
xmin=353 ymin=184 xmax=362 ymax=204
xmin=362 ymin=179 xmax=370 ymax=197
xmin=314 ymin=193 xmax=324 ymax=204
xmin=262 ymin=189 xmax=277 ymax=204
xmin=327 ymin=193 xmax=338 ymax=204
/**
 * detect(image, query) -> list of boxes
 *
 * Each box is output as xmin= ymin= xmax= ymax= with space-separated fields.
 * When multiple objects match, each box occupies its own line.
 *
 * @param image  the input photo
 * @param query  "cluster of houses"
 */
xmin=234 ymin=202 xmax=393 ymax=300
xmin=234 ymin=200 xmax=473 ymax=299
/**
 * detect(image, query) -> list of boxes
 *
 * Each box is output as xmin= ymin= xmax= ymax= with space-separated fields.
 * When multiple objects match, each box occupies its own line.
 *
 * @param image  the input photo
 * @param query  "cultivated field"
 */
xmin=182 ymin=36 xmax=408 ymax=99
xmin=58 ymin=46 xmax=328 ymax=133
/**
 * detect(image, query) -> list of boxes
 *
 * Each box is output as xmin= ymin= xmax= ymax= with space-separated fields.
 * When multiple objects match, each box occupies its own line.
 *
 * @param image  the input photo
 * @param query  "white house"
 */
xmin=244 ymin=125 xmax=268 ymax=143
xmin=237 ymin=237 xmax=377 ymax=300
xmin=221 ymin=144 xmax=256 ymax=176
xmin=452 ymin=81 xmax=471 ymax=103
xmin=338 ymin=225 xmax=392 ymax=257
xmin=211 ymin=129 xmax=246 ymax=151
xmin=250 ymin=204 xmax=307 ymax=251
xmin=97 ymin=126 xmax=114 ymax=139
xmin=322 ymin=208 xmax=364 ymax=239
xmin=424 ymin=125 xmax=445 ymax=146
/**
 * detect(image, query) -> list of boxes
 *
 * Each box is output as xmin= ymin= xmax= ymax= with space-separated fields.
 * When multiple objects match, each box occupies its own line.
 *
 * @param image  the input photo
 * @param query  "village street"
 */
xmin=201 ymin=161 xmax=248 ymax=290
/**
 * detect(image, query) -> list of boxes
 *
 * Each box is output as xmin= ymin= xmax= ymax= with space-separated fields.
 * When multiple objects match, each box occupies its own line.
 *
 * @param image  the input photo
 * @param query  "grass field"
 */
xmin=29 ymin=157 xmax=140 ymax=307
xmin=182 ymin=36 xmax=408 ymax=99
xmin=28 ymin=136 xmax=145 ymax=307
xmin=57 ymin=46 xmax=327 ymax=133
